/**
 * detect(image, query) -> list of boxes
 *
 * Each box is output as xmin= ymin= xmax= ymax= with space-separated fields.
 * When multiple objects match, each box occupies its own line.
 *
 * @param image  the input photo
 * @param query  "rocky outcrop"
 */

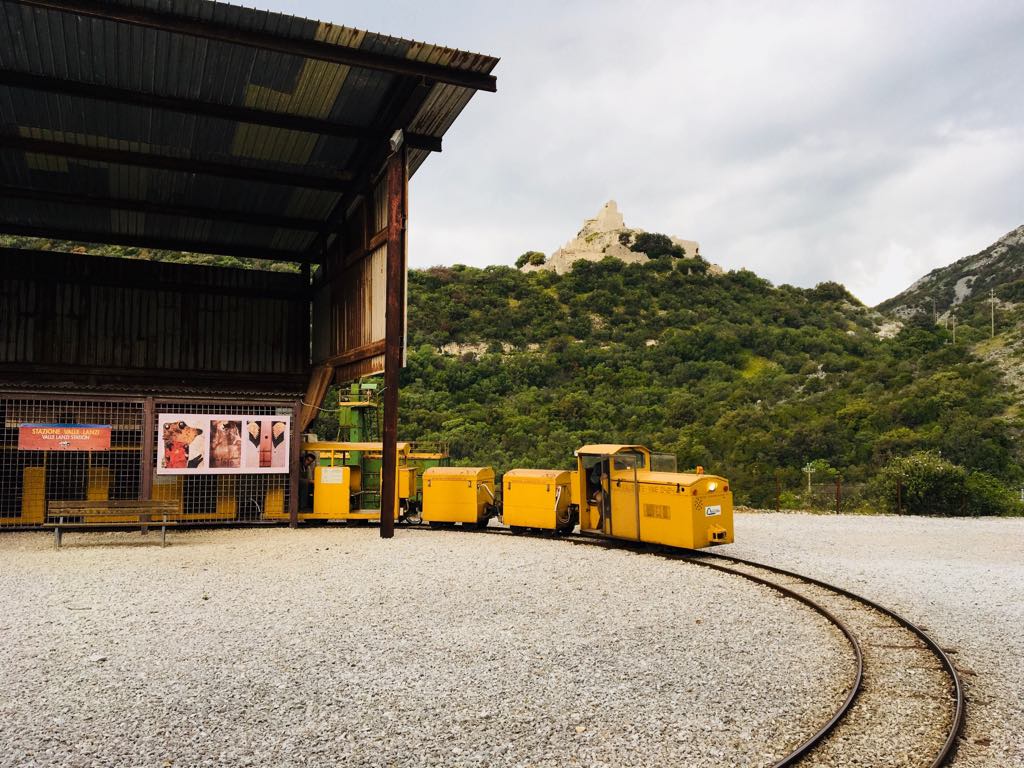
xmin=878 ymin=224 xmax=1024 ymax=316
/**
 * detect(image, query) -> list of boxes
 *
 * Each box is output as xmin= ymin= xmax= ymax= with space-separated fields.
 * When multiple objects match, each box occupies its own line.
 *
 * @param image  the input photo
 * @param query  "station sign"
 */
xmin=18 ymin=424 xmax=112 ymax=451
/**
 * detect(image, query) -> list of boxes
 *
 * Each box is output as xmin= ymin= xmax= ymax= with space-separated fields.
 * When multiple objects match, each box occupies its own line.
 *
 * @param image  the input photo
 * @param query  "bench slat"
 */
xmin=43 ymin=521 xmax=180 ymax=528
xmin=48 ymin=500 xmax=177 ymax=511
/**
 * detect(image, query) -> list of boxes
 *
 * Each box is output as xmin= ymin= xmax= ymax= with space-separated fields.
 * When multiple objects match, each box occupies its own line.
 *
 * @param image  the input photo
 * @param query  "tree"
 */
xmin=630 ymin=232 xmax=685 ymax=259
xmin=515 ymin=251 xmax=546 ymax=268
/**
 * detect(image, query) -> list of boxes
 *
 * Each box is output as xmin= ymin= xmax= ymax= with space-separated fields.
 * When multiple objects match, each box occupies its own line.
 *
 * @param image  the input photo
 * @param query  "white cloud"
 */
xmin=258 ymin=0 xmax=1024 ymax=305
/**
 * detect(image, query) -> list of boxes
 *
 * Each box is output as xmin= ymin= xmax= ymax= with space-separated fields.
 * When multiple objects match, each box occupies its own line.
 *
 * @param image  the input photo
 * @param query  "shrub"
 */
xmin=964 ymin=471 xmax=1023 ymax=516
xmin=873 ymin=452 xmax=1020 ymax=516
xmin=630 ymin=232 xmax=685 ymax=259
xmin=809 ymin=281 xmax=859 ymax=304
xmin=515 ymin=251 xmax=546 ymax=268
xmin=676 ymin=258 xmax=708 ymax=274
xmin=873 ymin=451 xmax=966 ymax=515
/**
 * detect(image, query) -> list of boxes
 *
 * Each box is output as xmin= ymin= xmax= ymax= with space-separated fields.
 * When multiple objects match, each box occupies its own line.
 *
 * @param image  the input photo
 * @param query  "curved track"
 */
xmin=411 ymin=525 xmax=965 ymax=767
xmin=675 ymin=548 xmax=965 ymax=768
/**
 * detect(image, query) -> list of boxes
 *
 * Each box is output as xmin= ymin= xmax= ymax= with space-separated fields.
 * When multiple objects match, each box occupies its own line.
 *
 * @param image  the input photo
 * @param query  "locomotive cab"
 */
xmin=574 ymin=444 xmax=733 ymax=549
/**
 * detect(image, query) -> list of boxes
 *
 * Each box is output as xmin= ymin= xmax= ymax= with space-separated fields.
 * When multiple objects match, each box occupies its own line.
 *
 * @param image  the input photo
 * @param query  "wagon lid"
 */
xmin=640 ymin=470 xmax=729 ymax=488
xmin=504 ymin=468 xmax=571 ymax=482
xmin=575 ymin=444 xmax=649 ymax=456
xmin=422 ymin=466 xmax=494 ymax=479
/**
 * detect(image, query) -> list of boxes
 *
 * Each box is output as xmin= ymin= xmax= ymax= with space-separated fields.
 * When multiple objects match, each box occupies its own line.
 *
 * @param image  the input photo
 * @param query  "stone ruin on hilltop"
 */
xmin=521 ymin=200 xmax=719 ymax=275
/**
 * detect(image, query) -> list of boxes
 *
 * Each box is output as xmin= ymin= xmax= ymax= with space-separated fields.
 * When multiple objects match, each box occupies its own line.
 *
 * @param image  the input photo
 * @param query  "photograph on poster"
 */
xmin=243 ymin=418 xmax=289 ymax=470
xmin=210 ymin=420 xmax=242 ymax=469
xmin=161 ymin=417 xmax=207 ymax=471
xmin=158 ymin=414 xmax=289 ymax=475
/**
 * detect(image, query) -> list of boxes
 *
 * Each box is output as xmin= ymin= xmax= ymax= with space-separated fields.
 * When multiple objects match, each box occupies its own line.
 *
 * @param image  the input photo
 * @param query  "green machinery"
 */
xmin=309 ymin=380 xmax=450 ymax=512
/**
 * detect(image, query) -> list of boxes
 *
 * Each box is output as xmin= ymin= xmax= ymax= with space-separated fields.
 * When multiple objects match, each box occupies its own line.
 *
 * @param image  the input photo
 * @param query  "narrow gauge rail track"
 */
xmin=411 ymin=524 xmax=965 ymax=768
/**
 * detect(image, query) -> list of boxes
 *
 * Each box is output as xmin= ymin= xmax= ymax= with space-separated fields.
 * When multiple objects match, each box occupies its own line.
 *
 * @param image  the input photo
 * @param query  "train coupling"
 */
xmin=707 ymin=526 xmax=728 ymax=544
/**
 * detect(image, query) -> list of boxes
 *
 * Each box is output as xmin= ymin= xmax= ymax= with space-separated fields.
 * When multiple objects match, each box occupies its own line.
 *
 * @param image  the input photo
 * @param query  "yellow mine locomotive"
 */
xmin=571 ymin=444 xmax=733 ymax=548
xmin=420 ymin=444 xmax=733 ymax=550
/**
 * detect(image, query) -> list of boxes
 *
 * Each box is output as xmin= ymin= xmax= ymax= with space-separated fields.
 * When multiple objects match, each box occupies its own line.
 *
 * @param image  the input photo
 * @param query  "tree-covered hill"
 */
xmin=396 ymin=257 xmax=1023 ymax=510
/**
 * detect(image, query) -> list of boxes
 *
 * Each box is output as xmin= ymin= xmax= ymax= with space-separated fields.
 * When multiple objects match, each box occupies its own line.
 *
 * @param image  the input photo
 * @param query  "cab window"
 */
xmin=613 ymin=451 xmax=645 ymax=471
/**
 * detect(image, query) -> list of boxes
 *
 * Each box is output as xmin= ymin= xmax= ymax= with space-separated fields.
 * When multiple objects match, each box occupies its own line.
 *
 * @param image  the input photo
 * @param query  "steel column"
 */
xmin=140 ymin=396 xmax=154 ymax=501
xmin=289 ymin=398 xmax=302 ymax=528
xmin=380 ymin=139 xmax=407 ymax=539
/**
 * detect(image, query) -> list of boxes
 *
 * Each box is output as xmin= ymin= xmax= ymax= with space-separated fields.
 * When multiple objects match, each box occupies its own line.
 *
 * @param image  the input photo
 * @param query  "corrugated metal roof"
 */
xmin=0 ymin=0 xmax=498 ymax=262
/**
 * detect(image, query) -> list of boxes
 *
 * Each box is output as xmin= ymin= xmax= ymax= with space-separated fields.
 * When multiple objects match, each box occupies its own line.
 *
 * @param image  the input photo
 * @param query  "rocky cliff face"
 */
xmin=877 ymin=225 xmax=1024 ymax=318
xmin=522 ymin=201 xmax=711 ymax=275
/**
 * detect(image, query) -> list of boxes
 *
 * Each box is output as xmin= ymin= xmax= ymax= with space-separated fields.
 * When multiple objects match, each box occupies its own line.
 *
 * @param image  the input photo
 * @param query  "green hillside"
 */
xmin=387 ymin=256 xmax=1023 ymax=511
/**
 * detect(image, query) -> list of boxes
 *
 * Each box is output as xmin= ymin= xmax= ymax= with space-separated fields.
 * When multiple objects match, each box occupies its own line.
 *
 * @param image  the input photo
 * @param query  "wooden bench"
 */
xmin=45 ymin=500 xmax=180 ymax=549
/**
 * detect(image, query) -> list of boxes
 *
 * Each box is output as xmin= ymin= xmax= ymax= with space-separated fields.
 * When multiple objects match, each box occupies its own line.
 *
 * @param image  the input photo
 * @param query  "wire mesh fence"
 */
xmin=765 ymin=476 xmax=872 ymax=514
xmin=153 ymin=401 xmax=294 ymax=524
xmin=0 ymin=394 xmax=297 ymax=529
xmin=0 ymin=397 xmax=143 ymax=527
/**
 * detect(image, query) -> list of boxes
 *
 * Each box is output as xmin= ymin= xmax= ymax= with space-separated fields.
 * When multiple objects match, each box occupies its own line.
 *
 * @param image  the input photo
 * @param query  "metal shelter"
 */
xmin=0 ymin=0 xmax=498 ymax=536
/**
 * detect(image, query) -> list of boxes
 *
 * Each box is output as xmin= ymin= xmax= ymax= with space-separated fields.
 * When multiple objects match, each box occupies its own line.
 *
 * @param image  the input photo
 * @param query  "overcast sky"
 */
xmin=258 ymin=1 xmax=1022 ymax=305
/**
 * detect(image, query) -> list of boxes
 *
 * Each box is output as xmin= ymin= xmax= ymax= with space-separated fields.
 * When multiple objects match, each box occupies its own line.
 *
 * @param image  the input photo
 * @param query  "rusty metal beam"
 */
xmin=0 ymin=70 xmax=443 ymax=153
xmin=140 ymin=397 xmax=154 ymax=502
xmin=380 ymin=140 xmax=408 ymax=540
xmin=11 ymin=0 xmax=497 ymax=93
xmin=0 ymin=134 xmax=353 ymax=192
xmin=0 ymin=362 xmax=307 ymax=393
xmin=0 ymin=184 xmax=332 ymax=233
xmin=0 ymin=246 xmax=307 ymax=298
xmin=323 ymin=340 xmax=387 ymax=369
xmin=0 ymin=221 xmax=310 ymax=263
xmin=308 ymin=78 xmax=433 ymax=262
xmin=289 ymin=398 xmax=302 ymax=528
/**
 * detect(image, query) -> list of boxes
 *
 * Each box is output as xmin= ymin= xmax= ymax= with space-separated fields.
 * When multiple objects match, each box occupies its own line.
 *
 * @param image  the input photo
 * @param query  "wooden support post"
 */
xmin=289 ymin=398 xmax=302 ymax=528
xmin=140 ymin=397 xmax=154 ymax=501
xmin=380 ymin=137 xmax=408 ymax=540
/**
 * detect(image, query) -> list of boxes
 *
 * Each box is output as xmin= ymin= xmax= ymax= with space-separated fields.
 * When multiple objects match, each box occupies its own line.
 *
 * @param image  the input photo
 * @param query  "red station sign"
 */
xmin=18 ymin=424 xmax=112 ymax=451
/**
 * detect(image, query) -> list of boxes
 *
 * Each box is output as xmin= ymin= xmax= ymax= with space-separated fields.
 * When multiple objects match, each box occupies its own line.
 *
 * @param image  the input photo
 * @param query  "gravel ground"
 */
xmin=723 ymin=512 xmax=1024 ymax=768
xmin=0 ymin=526 xmax=851 ymax=768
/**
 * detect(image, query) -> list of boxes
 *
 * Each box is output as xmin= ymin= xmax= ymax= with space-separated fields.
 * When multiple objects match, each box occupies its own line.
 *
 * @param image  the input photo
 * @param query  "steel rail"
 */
xmin=658 ymin=554 xmax=862 ymax=768
xmin=680 ymin=547 xmax=966 ymax=768
xmin=407 ymin=524 xmax=964 ymax=768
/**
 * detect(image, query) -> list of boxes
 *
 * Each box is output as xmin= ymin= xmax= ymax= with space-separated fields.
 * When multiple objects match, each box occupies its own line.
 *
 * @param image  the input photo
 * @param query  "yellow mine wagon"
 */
xmin=422 ymin=467 xmax=496 ymax=528
xmin=574 ymin=444 xmax=733 ymax=549
xmin=502 ymin=469 xmax=575 ymax=532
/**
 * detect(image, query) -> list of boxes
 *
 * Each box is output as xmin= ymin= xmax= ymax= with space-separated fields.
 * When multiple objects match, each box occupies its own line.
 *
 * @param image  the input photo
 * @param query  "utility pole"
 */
xmin=951 ymin=314 xmax=957 ymax=344
xmin=931 ymin=297 xmax=937 ymax=322
xmin=991 ymin=289 xmax=996 ymax=338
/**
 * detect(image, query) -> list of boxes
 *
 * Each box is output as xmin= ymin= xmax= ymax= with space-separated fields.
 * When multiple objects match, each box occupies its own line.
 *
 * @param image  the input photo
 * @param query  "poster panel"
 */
xmin=158 ymin=414 xmax=290 ymax=475
xmin=18 ymin=424 xmax=112 ymax=451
